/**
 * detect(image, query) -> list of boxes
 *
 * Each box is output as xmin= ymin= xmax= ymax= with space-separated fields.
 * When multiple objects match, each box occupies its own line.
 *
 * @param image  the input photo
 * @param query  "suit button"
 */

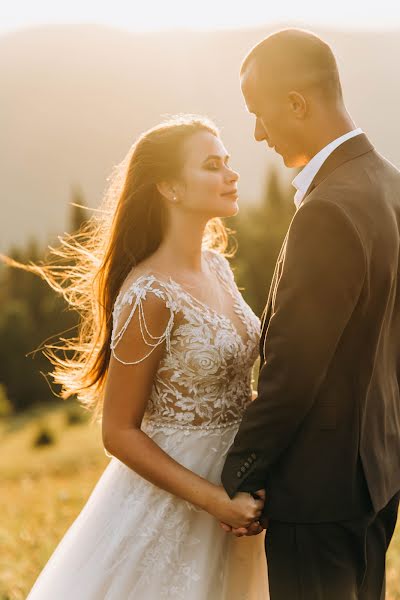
xmin=244 ymin=462 xmax=250 ymax=468
xmin=251 ymin=453 xmax=257 ymax=460
xmin=237 ymin=471 xmax=242 ymax=478
xmin=248 ymin=457 xmax=253 ymax=464
xmin=241 ymin=466 xmax=246 ymax=473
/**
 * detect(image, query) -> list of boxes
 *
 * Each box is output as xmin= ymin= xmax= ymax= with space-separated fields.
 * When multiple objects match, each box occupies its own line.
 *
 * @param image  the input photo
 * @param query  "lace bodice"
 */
xmin=111 ymin=250 xmax=260 ymax=430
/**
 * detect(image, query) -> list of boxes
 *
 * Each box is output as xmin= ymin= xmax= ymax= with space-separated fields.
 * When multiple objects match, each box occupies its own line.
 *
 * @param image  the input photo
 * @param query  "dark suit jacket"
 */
xmin=221 ymin=134 xmax=400 ymax=522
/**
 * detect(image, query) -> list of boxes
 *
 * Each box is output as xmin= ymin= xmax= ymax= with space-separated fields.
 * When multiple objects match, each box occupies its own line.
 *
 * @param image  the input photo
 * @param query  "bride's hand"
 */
xmin=206 ymin=486 xmax=264 ymax=529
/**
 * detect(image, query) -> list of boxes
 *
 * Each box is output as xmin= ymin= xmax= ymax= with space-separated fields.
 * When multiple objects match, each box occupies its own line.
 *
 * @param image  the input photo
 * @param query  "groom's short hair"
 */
xmin=241 ymin=29 xmax=343 ymax=101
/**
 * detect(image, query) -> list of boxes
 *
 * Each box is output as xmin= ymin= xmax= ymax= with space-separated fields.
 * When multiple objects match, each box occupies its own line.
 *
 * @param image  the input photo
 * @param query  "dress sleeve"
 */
xmin=110 ymin=275 xmax=176 ymax=365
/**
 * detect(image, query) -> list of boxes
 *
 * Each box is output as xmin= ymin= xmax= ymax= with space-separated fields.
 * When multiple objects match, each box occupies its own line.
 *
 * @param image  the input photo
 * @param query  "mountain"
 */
xmin=1 ymin=24 xmax=400 ymax=251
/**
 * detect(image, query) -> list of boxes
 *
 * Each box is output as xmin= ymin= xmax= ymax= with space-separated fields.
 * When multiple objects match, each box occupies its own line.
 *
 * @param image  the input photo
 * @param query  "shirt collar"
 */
xmin=292 ymin=128 xmax=364 ymax=209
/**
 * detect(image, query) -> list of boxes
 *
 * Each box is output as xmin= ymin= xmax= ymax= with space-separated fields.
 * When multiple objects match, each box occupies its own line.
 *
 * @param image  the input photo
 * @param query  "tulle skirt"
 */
xmin=27 ymin=420 xmax=269 ymax=599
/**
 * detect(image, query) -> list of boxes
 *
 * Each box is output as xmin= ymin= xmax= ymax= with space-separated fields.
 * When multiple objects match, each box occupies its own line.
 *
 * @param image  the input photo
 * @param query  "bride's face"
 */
xmin=175 ymin=131 xmax=240 ymax=218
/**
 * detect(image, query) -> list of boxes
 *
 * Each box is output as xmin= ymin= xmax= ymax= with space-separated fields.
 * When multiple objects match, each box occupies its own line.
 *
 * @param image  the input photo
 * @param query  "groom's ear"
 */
xmin=288 ymin=91 xmax=307 ymax=119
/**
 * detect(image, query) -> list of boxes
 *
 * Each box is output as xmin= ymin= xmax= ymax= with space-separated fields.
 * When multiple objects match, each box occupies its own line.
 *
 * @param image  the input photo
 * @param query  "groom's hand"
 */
xmin=220 ymin=519 xmax=266 ymax=537
xmin=219 ymin=489 xmax=267 ymax=536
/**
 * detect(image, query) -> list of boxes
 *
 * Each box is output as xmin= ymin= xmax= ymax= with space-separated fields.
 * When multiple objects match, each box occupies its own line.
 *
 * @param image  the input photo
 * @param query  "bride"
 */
xmin=26 ymin=115 xmax=269 ymax=599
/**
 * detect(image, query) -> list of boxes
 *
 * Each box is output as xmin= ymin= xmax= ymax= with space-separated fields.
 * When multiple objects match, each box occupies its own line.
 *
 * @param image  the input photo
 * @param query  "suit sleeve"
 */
xmin=221 ymin=198 xmax=366 ymax=498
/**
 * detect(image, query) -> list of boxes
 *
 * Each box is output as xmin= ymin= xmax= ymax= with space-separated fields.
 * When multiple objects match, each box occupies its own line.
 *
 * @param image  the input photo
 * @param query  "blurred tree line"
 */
xmin=0 ymin=174 xmax=295 ymax=414
xmin=0 ymin=189 xmax=87 ymax=414
xmin=230 ymin=169 xmax=294 ymax=316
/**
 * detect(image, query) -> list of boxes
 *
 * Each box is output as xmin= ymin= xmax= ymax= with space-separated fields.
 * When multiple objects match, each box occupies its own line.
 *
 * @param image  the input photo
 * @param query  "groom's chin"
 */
xmin=281 ymin=154 xmax=296 ymax=168
xmin=281 ymin=154 xmax=303 ymax=169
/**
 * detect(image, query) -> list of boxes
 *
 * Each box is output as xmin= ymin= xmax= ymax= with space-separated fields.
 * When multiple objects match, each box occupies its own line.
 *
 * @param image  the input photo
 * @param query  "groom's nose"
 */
xmin=254 ymin=118 xmax=267 ymax=143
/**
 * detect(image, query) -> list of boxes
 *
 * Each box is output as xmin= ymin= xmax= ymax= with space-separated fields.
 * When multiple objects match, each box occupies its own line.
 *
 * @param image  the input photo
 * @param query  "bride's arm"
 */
xmin=102 ymin=291 xmax=263 ymax=529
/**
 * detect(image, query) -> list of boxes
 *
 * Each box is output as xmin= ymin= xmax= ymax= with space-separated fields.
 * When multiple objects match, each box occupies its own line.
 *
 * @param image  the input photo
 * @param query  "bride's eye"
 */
xmin=205 ymin=162 xmax=220 ymax=171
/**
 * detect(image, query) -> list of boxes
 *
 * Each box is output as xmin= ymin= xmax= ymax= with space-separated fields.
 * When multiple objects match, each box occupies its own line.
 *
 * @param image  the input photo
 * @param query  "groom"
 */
xmin=221 ymin=29 xmax=400 ymax=599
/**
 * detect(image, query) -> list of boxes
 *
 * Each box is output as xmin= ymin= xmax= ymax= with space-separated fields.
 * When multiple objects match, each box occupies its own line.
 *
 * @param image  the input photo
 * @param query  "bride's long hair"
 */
xmin=4 ymin=115 xmax=230 ymax=421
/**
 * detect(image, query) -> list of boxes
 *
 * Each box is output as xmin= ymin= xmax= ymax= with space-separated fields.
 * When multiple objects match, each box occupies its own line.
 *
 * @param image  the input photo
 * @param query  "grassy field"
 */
xmin=0 ymin=403 xmax=399 ymax=599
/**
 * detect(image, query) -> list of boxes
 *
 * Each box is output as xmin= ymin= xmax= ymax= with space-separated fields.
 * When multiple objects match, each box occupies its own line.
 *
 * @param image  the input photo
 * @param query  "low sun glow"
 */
xmin=2 ymin=0 xmax=400 ymax=34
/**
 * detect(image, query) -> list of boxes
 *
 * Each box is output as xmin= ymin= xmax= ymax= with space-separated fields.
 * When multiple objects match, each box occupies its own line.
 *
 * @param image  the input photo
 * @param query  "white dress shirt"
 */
xmin=292 ymin=128 xmax=364 ymax=209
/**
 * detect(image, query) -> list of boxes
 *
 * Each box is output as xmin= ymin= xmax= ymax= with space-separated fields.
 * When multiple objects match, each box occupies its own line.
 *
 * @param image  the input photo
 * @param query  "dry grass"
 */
xmin=0 ymin=405 xmax=399 ymax=599
xmin=0 ymin=404 xmax=109 ymax=599
xmin=388 ymin=518 xmax=400 ymax=599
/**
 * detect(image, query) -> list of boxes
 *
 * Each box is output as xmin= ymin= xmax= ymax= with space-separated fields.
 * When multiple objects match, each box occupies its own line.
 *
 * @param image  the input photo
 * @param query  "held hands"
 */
xmin=219 ymin=489 xmax=267 ymax=537
xmin=207 ymin=486 xmax=265 ymax=532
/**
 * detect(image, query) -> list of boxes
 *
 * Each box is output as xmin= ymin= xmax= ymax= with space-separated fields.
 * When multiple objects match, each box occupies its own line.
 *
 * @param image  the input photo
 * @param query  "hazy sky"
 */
xmin=2 ymin=0 xmax=400 ymax=33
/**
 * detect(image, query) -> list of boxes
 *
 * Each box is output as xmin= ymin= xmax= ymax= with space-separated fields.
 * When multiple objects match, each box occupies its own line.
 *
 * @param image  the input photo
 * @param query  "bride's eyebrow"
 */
xmin=203 ymin=154 xmax=230 ymax=163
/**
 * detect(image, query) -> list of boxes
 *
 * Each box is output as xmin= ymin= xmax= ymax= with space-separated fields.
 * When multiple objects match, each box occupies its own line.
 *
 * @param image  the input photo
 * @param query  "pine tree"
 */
xmin=230 ymin=167 xmax=295 ymax=316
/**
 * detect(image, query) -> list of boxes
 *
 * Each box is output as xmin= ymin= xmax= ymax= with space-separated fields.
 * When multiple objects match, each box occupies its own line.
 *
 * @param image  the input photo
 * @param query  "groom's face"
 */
xmin=241 ymin=64 xmax=305 ymax=168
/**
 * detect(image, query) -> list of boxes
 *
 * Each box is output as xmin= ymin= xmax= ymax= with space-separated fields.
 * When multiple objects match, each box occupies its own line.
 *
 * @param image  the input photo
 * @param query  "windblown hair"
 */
xmin=5 ymin=115 xmax=230 ymax=421
xmin=241 ymin=28 xmax=343 ymax=101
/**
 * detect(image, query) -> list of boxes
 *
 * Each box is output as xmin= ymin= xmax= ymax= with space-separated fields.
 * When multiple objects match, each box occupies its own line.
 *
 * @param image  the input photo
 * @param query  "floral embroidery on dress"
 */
xmin=111 ymin=250 xmax=260 ymax=430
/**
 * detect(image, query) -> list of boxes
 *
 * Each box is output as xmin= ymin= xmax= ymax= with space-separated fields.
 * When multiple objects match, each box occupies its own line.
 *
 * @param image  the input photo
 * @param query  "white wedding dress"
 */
xmin=27 ymin=250 xmax=269 ymax=600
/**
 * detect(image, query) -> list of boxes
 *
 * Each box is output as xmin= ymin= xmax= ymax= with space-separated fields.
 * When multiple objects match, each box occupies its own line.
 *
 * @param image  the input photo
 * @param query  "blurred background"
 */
xmin=1 ymin=1 xmax=400 ymax=597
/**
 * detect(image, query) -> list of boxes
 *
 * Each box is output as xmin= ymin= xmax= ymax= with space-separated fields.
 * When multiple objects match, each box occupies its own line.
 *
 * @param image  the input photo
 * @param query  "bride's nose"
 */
xmin=226 ymin=166 xmax=239 ymax=183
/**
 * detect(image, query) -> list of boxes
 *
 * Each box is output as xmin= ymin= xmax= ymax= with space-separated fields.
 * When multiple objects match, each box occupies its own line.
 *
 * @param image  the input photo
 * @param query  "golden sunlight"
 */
xmin=2 ymin=0 xmax=400 ymax=34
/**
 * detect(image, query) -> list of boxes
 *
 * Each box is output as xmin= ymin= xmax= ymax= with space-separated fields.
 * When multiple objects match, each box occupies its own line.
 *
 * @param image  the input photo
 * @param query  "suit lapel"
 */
xmin=261 ymin=234 xmax=288 ymax=326
xmin=299 ymin=133 xmax=374 ymax=208
xmin=260 ymin=232 xmax=288 ymax=361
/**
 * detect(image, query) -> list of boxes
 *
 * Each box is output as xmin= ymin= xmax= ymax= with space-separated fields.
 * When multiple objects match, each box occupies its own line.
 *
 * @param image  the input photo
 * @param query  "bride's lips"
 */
xmin=221 ymin=190 xmax=238 ymax=200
